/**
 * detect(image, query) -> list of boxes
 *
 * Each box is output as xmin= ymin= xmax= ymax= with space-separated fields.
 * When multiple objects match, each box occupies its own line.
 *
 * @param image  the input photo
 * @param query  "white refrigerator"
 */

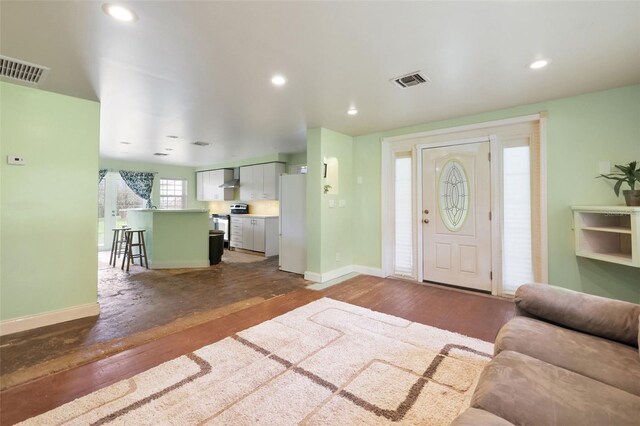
xmin=279 ymin=174 xmax=307 ymax=274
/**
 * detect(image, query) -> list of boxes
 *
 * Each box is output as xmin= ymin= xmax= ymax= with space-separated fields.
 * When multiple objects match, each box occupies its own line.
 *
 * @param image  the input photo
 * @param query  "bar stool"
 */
xmin=109 ymin=226 xmax=130 ymax=267
xmin=121 ymin=229 xmax=149 ymax=272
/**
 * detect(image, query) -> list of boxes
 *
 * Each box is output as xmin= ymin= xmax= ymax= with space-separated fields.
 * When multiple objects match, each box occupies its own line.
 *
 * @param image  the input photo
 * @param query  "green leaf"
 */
xmin=614 ymin=180 xmax=623 ymax=197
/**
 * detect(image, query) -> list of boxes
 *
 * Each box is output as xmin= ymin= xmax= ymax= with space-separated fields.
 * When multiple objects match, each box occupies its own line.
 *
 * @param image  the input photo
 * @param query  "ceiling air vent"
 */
xmin=192 ymin=141 xmax=210 ymax=147
xmin=153 ymin=152 xmax=169 ymax=156
xmin=391 ymin=71 xmax=430 ymax=89
xmin=0 ymin=55 xmax=50 ymax=86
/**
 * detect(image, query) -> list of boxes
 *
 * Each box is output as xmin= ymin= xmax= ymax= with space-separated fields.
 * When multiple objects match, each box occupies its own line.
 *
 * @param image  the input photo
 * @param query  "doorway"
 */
xmin=382 ymin=115 xmax=546 ymax=296
xmin=421 ymin=141 xmax=492 ymax=291
xmin=97 ymin=172 xmax=145 ymax=251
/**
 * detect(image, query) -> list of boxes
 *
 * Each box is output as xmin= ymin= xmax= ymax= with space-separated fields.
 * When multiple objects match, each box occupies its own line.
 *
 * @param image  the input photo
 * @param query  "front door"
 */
xmin=422 ymin=142 xmax=492 ymax=291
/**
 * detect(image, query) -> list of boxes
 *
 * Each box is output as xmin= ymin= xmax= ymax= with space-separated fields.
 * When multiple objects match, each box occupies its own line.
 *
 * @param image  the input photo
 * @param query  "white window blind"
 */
xmin=159 ymin=179 xmax=187 ymax=209
xmin=394 ymin=156 xmax=413 ymax=276
xmin=503 ymin=146 xmax=534 ymax=294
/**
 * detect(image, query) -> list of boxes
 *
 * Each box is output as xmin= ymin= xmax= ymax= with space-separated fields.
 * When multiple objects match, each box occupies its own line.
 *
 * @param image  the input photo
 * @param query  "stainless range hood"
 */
xmin=219 ymin=167 xmax=240 ymax=188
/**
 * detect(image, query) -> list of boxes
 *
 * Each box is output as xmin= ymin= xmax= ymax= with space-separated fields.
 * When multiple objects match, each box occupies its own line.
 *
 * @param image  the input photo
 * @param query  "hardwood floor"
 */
xmin=0 ymin=276 xmax=514 ymax=425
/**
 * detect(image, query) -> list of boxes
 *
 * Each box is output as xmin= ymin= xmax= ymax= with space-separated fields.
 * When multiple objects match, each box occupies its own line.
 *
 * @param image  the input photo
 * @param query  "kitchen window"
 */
xmin=159 ymin=178 xmax=187 ymax=209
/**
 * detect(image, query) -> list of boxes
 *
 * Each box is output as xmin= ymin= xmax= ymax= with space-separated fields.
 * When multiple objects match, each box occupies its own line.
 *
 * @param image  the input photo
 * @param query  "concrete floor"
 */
xmin=0 ymin=250 xmax=309 ymax=389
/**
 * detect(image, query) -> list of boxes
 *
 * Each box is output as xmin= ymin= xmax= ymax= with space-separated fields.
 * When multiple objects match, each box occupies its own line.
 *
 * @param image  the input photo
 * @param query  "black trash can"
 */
xmin=209 ymin=230 xmax=225 ymax=265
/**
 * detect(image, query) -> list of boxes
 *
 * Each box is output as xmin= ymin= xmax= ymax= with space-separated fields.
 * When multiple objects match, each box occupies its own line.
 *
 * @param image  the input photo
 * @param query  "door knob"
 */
xmin=423 ymin=219 xmax=429 ymax=224
xmin=424 ymin=209 xmax=429 ymax=214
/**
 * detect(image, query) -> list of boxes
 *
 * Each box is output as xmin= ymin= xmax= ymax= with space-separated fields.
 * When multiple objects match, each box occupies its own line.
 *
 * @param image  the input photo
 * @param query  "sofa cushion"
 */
xmin=515 ymin=284 xmax=640 ymax=346
xmin=472 ymin=351 xmax=640 ymax=426
xmin=495 ymin=316 xmax=640 ymax=396
xmin=450 ymin=408 xmax=514 ymax=426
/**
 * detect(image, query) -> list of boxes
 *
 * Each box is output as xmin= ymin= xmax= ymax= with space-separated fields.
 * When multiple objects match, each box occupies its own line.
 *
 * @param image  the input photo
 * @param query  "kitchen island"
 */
xmin=123 ymin=209 xmax=209 ymax=269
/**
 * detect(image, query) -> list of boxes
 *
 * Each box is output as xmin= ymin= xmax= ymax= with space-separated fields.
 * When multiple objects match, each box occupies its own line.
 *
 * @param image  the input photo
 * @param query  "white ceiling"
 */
xmin=1 ymin=1 xmax=639 ymax=167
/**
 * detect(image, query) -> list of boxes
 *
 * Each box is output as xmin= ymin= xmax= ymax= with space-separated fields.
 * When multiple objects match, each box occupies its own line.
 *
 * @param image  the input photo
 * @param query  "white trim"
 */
xmin=149 ymin=260 xmax=210 ymax=269
xmin=353 ymin=265 xmax=384 ymax=277
xmin=539 ymin=114 xmax=549 ymax=283
xmin=384 ymin=114 xmax=542 ymax=144
xmin=489 ymin=135 xmax=503 ymax=296
xmin=304 ymin=271 xmax=323 ymax=282
xmin=304 ymin=264 xmax=384 ymax=283
xmin=0 ymin=303 xmax=100 ymax=336
xmin=381 ymin=141 xmax=394 ymax=277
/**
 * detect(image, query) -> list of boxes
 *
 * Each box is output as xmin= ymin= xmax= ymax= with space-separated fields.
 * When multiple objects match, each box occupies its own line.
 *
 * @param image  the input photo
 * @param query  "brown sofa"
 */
xmin=451 ymin=283 xmax=640 ymax=425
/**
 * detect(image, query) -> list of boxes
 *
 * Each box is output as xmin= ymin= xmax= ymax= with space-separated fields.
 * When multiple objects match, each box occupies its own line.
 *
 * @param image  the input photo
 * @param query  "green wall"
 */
xmin=351 ymin=84 xmax=640 ymax=302
xmin=99 ymin=158 xmax=205 ymax=209
xmin=0 ymin=82 xmax=100 ymax=320
xmin=306 ymin=128 xmax=354 ymax=275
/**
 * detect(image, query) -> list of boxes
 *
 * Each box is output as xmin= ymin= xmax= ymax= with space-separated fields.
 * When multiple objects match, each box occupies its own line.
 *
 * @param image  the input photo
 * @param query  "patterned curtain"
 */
xmin=99 ymin=169 xmax=108 ymax=183
xmin=119 ymin=171 xmax=155 ymax=208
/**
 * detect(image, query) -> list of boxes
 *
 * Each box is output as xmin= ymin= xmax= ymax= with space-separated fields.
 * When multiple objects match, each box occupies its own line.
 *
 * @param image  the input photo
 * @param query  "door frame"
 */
xmin=416 ymin=136 xmax=500 ymax=294
xmin=380 ymin=113 xmax=548 ymax=296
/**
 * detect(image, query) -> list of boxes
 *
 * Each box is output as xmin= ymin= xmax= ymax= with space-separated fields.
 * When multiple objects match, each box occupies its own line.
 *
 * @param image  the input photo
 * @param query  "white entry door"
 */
xmin=422 ymin=142 xmax=492 ymax=291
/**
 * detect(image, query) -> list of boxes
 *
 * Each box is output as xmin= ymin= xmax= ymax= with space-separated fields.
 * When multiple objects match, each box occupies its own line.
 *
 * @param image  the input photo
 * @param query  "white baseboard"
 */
xmin=0 ymin=302 xmax=100 ymax=336
xmin=304 ymin=271 xmax=323 ymax=282
xmin=353 ymin=265 xmax=384 ymax=277
xmin=149 ymin=260 xmax=210 ymax=269
xmin=304 ymin=265 xmax=385 ymax=283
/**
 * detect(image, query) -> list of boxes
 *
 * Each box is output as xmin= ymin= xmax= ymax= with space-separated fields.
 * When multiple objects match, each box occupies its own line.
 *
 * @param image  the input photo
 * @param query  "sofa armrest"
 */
xmin=515 ymin=283 xmax=640 ymax=347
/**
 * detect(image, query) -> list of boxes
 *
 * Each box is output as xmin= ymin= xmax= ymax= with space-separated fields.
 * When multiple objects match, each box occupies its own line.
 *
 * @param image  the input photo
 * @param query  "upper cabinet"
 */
xmin=240 ymin=162 xmax=285 ymax=200
xmin=196 ymin=169 xmax=234 ymax=201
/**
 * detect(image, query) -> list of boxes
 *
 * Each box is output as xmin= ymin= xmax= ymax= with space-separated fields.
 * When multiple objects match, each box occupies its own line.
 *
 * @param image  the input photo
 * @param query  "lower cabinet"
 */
xmin=230 ymin=216 xmax=279 ymax=256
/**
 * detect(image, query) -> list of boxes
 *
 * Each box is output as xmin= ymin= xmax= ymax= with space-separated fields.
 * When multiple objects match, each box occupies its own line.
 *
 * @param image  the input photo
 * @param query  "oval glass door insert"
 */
xmin=438 ymin=159 xmax=470 ymax=232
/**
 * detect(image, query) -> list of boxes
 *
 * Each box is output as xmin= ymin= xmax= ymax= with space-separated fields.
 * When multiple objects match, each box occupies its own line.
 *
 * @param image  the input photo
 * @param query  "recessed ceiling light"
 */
xmin=166 ymin=135 xmax=179 ymax=139
xmin=529 ymin=59 xmax=549 ymax=70
xmin=347 ymin=108 xmax=358 ymax=116
xmin=120 ymin=141 xmax=131 ymax=145
xmin=271 ymin=75 xmax=286 ymax=86
xmin=102 ymin=3 xmax=138 ymax=22
xmin=165 ymin=148 xmax=173 ymax=151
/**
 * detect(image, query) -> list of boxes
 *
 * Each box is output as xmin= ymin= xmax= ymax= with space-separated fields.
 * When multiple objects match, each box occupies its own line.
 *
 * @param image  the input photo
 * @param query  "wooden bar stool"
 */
xmin=121 ymin=229 xmax=149 ymax=272
xmin=109 ymin=227 xmax=130 ymax=267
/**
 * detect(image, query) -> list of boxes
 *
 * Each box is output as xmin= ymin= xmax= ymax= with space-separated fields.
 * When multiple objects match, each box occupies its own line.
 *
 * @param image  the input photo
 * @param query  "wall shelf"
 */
xmin=572 ymin=206 xmax=640 ymax=268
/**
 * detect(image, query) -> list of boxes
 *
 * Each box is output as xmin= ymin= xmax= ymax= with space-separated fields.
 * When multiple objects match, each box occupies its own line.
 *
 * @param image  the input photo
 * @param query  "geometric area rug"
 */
xmin=19 ymin=298 xmax=493 ymax=425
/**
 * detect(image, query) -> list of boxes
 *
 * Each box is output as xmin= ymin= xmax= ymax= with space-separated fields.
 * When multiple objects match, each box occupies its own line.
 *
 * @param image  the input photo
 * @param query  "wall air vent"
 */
xmin=0 ymin=55 xmax=50 ymax=86
xmin=391 ymin=71 xmax=430 ymax=89
xmin=192 ymin=141 xmax=210 ymax=147
xmin=153 ymin=152 xmax=169 ymax=156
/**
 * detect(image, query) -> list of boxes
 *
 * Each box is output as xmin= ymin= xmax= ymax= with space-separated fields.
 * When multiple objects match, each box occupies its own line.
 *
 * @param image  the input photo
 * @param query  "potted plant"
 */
xmin=598 ymin=161 xmax=640 ymax=206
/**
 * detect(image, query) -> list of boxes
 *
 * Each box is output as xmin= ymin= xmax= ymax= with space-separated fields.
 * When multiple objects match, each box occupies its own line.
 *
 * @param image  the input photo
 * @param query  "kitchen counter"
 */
xmin=124 ymin=209 xmax=209 ymax=269
xmin=229 ymin=214 xmax=279 ymax=218
xmin=122 ymin=208 xmax=208 ymax=213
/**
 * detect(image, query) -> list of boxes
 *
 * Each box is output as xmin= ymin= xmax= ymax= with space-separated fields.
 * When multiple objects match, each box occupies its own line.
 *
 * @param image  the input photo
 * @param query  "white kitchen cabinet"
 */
xmin=239 ymin=163 xmax=285 ymax=200
xmin=196 ymin=169 xmax=234 ymax=201
xmin=230 ymin=216 xmax=279 ymax=256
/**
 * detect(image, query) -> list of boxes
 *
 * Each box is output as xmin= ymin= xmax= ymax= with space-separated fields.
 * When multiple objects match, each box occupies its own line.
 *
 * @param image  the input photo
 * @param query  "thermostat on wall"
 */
xmin=7 ymin=155 xmax=26 ymax=165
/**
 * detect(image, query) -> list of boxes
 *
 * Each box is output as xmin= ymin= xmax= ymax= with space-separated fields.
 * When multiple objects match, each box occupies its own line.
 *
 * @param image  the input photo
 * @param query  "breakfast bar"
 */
xmin=123 ymin=209 xmax=209 ymax=269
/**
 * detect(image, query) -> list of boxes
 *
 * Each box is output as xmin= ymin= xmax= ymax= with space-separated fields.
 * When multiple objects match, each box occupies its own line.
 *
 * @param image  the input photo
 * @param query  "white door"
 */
xmin=241 ymin=217 xmax=254 ymax=249
xmin=239 ymin=166 xmax=254 ymax=200
xmin=422 ymin=142 xmax=492 ymax=291
xmin=253 ymin=218 xmax=265 ymax=252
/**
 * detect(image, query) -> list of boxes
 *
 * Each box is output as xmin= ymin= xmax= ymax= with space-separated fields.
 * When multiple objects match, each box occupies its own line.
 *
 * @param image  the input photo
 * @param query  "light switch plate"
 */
xmin=338 ymin=199 xmax=346 ymax=208
xmin=328 ymin=199 xmax=335 ymax=208
xmin=598 ymin=161 xmax=611 ymax=175
xmin=357 ymin=176 xmax=363 ymax=184
xmin=7 ymin=155 xmax=26 ymax=165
